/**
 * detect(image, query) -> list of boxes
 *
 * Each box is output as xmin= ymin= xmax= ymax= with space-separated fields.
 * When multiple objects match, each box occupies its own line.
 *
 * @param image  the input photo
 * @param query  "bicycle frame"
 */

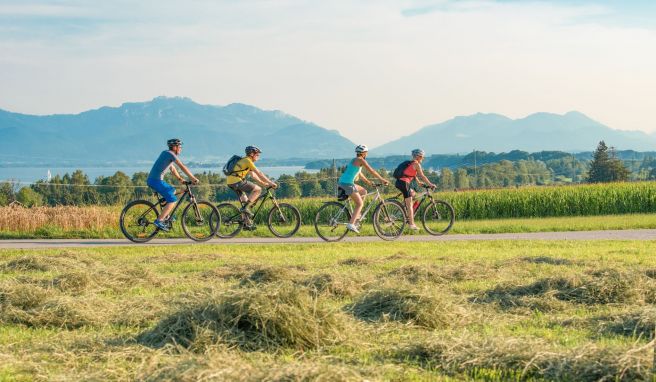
xmin=238 ymin=187 xmax=276 ymax=220
xmin=337 ymin=186 xmax=384 ymax=226
xmin=394 ymin=185 xmax=434 ymax=214
xmin=147 ymin=182 xmax=195 ymax=222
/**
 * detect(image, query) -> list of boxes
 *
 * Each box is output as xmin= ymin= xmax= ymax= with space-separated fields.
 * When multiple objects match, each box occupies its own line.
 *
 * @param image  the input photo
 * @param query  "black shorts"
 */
xmin=395 ymin=179 xmax=413 ymax=199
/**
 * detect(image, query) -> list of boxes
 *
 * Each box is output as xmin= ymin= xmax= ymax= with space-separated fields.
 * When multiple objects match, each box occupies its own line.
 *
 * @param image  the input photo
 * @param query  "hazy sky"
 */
xmin=1 ymin=0 xmax=655 ymax=146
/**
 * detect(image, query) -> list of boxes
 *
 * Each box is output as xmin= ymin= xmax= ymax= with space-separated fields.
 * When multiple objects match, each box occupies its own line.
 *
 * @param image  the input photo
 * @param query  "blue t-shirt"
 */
xmin=148 ymin=150 xmax=178 ymax=181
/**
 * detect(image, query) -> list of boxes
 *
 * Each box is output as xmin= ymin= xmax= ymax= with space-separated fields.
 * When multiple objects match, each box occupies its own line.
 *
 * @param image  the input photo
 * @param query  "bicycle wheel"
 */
xmin=268 ymin=203 xmax=301 ymax=238
xmin=373 ymin=199 xmax=406 ymax=240
xmin=181 ymin=201 xmax=220 ymax=242
xmin=215 ymin=202 xmax=243 ymax=238
xmin=422 ymin=200 xmax=455 ymax=236
xmin=120 ymin=200 xmax=160 ymax=243
xmin=314 ymin=201 xmax=350 ymax=242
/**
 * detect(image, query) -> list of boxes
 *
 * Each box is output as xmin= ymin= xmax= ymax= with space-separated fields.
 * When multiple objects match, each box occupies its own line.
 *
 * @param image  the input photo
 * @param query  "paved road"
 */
xmin=0 ymin=229 xmax=654 ymax=249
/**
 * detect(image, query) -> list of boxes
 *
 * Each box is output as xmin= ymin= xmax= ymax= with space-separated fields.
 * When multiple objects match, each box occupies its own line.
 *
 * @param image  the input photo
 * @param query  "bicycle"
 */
xmin=119 ymin=181 xmax=220 ymax=243
xmin=314 ymin=184 xmax=406 ymax=242
xmin=215 ymin=186 xmax=301 ymax=238
xmin=393 ymin=184 xmax=455 ymax=235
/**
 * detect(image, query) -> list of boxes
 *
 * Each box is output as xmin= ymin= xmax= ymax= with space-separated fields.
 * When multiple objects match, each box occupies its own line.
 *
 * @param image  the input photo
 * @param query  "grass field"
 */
xmin=1 ymin=241 xmax=655 ymax=381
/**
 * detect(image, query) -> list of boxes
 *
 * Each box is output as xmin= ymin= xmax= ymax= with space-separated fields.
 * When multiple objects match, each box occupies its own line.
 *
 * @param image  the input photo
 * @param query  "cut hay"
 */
xmin=338 ymin=257 xmax=372 ymax=266
xmin=138 ymin=282 xmax=345 ymax=351
xmin=399 ymin=333 xmax=653 ymax=381
xmin=301 ymin=273 xmax=360 ymax=298
xmin=520 ymin=256 xmax=573 ymax=266
xmin=348 ymin=288 xmax=463 ymax=328
xmin=477 ymin=268 xmax=647 ymax=309
xmin=593 ymin=307 xmax=656 ymax=339
xmin=387 ymin=265 xmax=443 ymax=284
xmin=239 ymin=266 xmax=301 ymax=286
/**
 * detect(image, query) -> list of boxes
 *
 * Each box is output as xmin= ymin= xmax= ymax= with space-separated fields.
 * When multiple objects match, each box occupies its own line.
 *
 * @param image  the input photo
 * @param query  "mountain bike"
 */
xmin=314 ymin=184 xmax=406 ymax=242
xmin=119 ymin=181 xmax=220 ymax=243
xmin=215 ymin=186 xmax=301 ymax=238
xmin=393 ymin=184 xmax=455 ymax=235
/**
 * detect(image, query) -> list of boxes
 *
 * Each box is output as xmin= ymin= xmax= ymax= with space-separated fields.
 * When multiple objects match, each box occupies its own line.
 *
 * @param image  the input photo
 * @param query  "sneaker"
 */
xmin=153 ymin=219 xmax=170 ymax=232
xmin=240 ymin=206 xmax=254 ymax=218
xmin=408 ymin=224 xmax=420 ymax=232
xmin=346 ymin=223 xmax=360 ymax=234
xmin=243 ymin=224 xmax=257 ymax=231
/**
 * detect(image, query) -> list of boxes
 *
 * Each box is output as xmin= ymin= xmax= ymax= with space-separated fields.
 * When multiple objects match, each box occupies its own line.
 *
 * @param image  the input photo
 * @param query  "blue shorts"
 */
xmin=147 ymin=179 xmax=178 ymax=203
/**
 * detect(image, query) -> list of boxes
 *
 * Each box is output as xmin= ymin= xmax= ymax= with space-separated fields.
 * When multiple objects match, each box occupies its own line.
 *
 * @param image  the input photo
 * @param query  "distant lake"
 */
xmin=0 ymin=166 xmax=317 ymax=183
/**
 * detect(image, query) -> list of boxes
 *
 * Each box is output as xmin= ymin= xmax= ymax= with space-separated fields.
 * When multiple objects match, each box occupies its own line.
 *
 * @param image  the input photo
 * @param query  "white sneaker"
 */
xmin=408 ymin=224 xmax=420 ymax=232
xmin=346 ymin=223 xmax=360 ymax=234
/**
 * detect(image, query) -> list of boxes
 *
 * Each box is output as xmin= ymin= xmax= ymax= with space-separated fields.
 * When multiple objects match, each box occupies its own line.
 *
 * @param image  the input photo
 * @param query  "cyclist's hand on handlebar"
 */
xmin=192 ymin=177 xmax=200 ymax=185
xmin=382 ymin=179 xmax=389 ymax=186
xmin=269 ymin=182 xmax=278 ymax=189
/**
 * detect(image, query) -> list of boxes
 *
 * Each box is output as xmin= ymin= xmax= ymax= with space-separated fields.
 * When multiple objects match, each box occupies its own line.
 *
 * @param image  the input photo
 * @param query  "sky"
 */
xmin=1 ymin=0 xmax=655 ymax=147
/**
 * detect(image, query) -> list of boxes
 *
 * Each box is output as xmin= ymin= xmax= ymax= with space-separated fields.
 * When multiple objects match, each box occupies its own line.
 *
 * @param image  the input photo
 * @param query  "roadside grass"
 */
xmin=2 ymin=212 xmax=656 ymax=239
xmin=1 ymin=240 xmax=656 ymax=380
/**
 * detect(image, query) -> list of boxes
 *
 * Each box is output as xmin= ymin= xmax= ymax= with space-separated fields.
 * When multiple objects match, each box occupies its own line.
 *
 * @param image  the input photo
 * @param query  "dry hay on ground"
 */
xmin=399 ymin=333 xmax=653 ymax=381
xmin=138 ymin=282 xmax=345 ymax=351
xmin=347 ymin=287 xmax=465 ymax=329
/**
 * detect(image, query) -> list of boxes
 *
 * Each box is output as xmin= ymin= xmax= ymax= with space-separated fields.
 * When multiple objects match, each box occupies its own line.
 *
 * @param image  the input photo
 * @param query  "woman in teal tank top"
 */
xmin=337 ymin=144 xmax=390 ymax=234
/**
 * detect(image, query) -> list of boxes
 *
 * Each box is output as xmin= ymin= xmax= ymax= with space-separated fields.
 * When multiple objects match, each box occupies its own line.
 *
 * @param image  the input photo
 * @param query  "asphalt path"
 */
xmin=0 ymin=229 xmax=654 ymax=249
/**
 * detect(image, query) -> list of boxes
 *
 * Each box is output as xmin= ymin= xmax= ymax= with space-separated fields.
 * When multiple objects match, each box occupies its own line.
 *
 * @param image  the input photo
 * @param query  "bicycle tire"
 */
xmin=268 ymin=203 xmax=301 ymax=238
xmin=215 ymin=202 xmax=243 ymax=238
xmin=120 ymin=199 xmax=160 ymax=243
xmin=314 ymin=201 xmax=350 ymax=242
xmin=422 ymin=200 xmax=455 ymax=236
xmin=373 ymin=199 xmax=406 ymax=241
xmin=181 ymin=200 xmax=220 ymax=242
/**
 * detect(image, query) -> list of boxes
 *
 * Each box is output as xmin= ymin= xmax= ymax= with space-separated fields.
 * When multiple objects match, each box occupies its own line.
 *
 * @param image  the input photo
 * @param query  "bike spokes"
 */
xmin=181 ymin=201 xmax=219 ymax=241
xmin=422 ymin=200 xmax=455 ymax=236
xmin=215 ymin=202 xmax=243 ymax=238
xmin=120 ymin=200 xmax=160 ymax=243
xmin=314 ymin=202 xmax=350 ymax=242
xmin=268 ymin=203 xmax=301 ymax=238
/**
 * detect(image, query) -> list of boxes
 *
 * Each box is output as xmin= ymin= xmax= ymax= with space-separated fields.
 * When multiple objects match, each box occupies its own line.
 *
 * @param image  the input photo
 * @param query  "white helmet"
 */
xmin=355 ymin=144 xmax=369 ymax=153
xmin=412 ymin=148 xmax=425 ymax=158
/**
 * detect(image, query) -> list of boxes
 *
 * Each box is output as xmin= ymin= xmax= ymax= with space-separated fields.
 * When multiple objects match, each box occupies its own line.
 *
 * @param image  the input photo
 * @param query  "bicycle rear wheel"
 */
xmin=373 ymin=199 xmax=406 ymax=240
xmin=314 ymin=201 xmax=350 ymax=242
xmin=120 ymin=200 xmax=160 ymax=243
xmin=181 ymin=201 xmax=220 ymax=242
xmin=268 ymin=203 xmax=301 ymax=238
xmin=422 ymin=200 xmax=455 ymax=236
xmin=215 ymin=202 xmax=243 ymax=238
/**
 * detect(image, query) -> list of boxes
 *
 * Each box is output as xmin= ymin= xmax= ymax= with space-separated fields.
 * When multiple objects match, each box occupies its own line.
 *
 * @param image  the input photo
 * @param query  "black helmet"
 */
xmin=245 ymin=145 xmax=262 ymax=155
xmin=167 ymin=138 xmax=182 ymax=148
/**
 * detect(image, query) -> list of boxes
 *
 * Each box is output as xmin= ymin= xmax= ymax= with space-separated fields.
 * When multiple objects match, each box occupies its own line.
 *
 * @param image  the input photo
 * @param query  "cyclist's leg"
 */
xmin=395 ymin=179 xmax=416 ymax=226
xmin=148 ymin=179 xmax=178 ymax=222
xmin=349 ymin=186 xmax=364 ymax=225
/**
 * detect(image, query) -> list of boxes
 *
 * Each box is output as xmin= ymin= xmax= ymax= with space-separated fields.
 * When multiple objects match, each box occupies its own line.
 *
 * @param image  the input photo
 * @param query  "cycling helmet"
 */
xmin=411 ymin=148 xmax=425 ymax=158
xmin=355 ymin=144 xmax=369 ymax=153
xmin=167 ymin=138 xmax=182 ymax=148
xmin=245 ymin=145 xmax=262 ymax=155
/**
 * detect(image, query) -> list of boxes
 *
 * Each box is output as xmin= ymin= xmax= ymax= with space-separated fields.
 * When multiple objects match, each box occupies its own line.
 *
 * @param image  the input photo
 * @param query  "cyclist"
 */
xmin=338 ymin=144 xmax=389 ymax=233
xmin=146 ymin=138 xmax=199 ymax=231
xmin=394 ymin=148 xmax=436 ymax=231
xmin=226 ymin=145 xmax=278 ymax=221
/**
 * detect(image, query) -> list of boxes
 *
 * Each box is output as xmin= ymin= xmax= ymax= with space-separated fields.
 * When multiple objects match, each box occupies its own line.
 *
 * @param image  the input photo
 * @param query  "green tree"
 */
xmin=16 ymin=187 xmax=43 ymax=207
xmin=454 ymin=168 xmax=470 ymax=190
xmin=439 ymin=168 xmax=454 ymax=190
xmin=587 ymin=141 xmax=630 ymax=183
xmin=276 ymin=174 xmax=301 ymax=198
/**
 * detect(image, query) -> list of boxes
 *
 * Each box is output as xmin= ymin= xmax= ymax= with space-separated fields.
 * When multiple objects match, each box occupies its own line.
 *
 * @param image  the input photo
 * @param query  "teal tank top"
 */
xmin=338 ymin=159 xmax=362 ymax=185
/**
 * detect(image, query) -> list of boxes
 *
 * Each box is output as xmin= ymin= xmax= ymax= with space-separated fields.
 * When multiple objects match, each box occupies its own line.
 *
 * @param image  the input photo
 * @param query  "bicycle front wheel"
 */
xmin=215 ymin=202 xmax=243 ymax=238
xmin=314 ymin=201 xmax=350 ymax=242
xmin=181 ymin=201 xmax=220 ymax=242
xmin=373 ymin=199 xmax=406 ymax=240
xmin=422 ymin=200 xmax=455 ymax=236
xmin=120 ymin=200 xmax=160 ymax=243
xmin=268 ymin=203 xmax=301 ymax=238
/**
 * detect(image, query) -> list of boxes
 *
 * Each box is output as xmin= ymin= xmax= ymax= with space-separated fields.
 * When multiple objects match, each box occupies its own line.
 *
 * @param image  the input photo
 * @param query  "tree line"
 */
xmin=0 ymin=141 xmax=644 ymax=207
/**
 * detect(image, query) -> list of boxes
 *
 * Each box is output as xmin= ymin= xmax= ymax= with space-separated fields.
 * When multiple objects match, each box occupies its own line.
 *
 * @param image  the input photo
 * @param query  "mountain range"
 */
xmin=1 ymin=96 xmax=654 ymax=164
xmin=375 ymin=111 xmax=656 ymax=154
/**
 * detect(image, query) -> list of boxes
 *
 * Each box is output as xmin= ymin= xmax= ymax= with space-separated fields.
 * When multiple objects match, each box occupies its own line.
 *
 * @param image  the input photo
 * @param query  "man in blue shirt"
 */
xmin=147 ymin=138 xmax=199 ymax=231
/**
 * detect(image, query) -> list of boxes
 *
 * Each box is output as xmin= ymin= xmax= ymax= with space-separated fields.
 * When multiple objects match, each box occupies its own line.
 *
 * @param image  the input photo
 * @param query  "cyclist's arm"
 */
xmin=169 ymin=165 xmax=185 ymax=183
xmin=357 ymin=173 xmax=373 ymax=186
xmin=174 ymin=159 xmax=200 ymax=183
xmin=252 ymin=167 xmax=276 ymax=187
xmin=415 ymin=163 xmax=435 ymax=188
xmin=360 ymin=159 xmax=389 ymax=184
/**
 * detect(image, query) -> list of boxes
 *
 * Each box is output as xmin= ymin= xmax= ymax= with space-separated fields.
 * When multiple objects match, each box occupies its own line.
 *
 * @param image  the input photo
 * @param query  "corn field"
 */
xmin=1 ymin=182 xmax=655 ymax=234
